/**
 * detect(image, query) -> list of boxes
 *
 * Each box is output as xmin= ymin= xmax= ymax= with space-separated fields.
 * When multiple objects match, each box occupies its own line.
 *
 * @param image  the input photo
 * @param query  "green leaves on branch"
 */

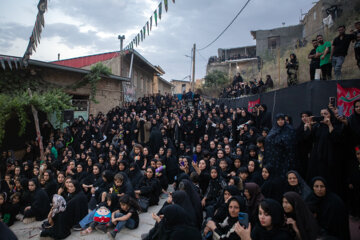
xmin=0 ymin=89 xmax=72 ymax=145
xmin=71 ymin=63 xmax=112 ymax=103
xmin=204 ymin=70 xmax=230 ymax=88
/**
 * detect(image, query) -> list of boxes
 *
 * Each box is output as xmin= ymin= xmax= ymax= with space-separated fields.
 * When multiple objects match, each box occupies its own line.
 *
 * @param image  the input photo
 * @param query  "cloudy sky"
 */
xmin=0 ymin=0 xmax=315 ymax=81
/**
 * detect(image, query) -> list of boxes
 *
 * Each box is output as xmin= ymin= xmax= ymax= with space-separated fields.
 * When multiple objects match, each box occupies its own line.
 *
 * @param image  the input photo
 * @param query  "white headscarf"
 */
xmin=51 ymin=194 xmax=66 ymax=217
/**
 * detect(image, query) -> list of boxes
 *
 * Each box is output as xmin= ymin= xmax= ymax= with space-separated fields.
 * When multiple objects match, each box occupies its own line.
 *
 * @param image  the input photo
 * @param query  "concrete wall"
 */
xmin=171 ymin=81 xmax=191 ymax=94
xmin=40 ymin=68 xmax=123 ymax=115
xmin=157 ymin=79 xmax=172 ymax=95
xmin=206 ymin=59 xmax=258 ymax=80
xmin=254 ymin=24 xmax=304 ymax=57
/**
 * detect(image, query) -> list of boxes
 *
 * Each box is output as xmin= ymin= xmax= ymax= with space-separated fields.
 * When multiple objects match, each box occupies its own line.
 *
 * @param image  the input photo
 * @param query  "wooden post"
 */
xmin=277 ymin=47 xmax=281 ymax=87
xmin=192 ymin=43 xmax=196 ymax=92
xmin=28 ymin=88 xmax=45 ymax=161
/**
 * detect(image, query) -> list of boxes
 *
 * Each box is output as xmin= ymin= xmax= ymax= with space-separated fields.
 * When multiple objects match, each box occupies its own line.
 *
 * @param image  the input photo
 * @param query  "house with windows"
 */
xmin=53 ymin=49 xmax=173 ymax=102
xmin=250 ymin=24 xmax=304 ymax=57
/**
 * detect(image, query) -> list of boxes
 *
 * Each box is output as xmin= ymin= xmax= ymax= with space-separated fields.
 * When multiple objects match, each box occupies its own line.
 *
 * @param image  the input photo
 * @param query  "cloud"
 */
xmin=0 ymin=0 xmax=316 ymax=81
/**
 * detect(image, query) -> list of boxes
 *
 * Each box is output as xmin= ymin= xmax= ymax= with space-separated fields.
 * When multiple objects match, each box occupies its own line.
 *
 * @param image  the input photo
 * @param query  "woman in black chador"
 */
xmin=264 ymin=113 xmax=296 ymax=178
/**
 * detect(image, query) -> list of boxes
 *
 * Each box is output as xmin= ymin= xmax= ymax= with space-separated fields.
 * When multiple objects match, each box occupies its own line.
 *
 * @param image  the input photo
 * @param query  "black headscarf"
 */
xmin=160 ymin=204 xmax=202 ymax=240
xmin=284 ymin=170 xmax=311 ymax=200
xmin=251 ymin=199 xmax=291 ymax=240
xmin=260 ymin=165 xmax=284 ymax=203
xmin=178 ymin=179 xmax=203 ymax=228
xmin=283 ymin=191 xmax=319 ymax=240
xmin=306 ymin=177 xmax=350 ymax=240
xmin=172 ymin=191 xmax=197 ymax=227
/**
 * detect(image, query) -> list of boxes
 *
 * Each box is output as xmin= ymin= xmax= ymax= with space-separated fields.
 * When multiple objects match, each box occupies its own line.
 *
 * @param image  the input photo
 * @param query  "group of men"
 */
xmin=308 ymin=21 xmax=360 ymax=81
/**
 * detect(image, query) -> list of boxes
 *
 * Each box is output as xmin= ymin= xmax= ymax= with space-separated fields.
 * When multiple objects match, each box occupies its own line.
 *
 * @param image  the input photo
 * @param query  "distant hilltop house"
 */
xmin=171 ymin=79 xmax=192 ymax=94
xmin=207 ymin=0 xmax=356 ymax=79
xmin=206 ymin=45 xmax=258 ymax=80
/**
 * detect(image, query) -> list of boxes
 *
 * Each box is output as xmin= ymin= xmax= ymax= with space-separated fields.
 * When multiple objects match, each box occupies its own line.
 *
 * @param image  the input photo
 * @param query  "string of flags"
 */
xmin=0 ymin=56 xmax=22 ymax=70
xmin=22 ymin=0 xmax=48 ymax=67
xmin=124 ymin=0 xmax=175 ymax=51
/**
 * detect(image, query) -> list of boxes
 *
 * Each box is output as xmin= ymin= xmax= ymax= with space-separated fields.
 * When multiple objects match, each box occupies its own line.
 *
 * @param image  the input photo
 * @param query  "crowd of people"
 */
xmin=0 ymin=91 xmax=359 ymax=240
xmin=220 ymin=74 xmax=274 ymax=98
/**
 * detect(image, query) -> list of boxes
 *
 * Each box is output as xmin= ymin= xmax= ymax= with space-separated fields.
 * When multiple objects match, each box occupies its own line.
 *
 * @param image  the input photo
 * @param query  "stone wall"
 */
xmin=206 ymin=59 xmax=258 ymax=81
xmin=41 ymin=68 xmax=123 ymax=115
xmin=254 ymin=24 xmax=304 ymax=57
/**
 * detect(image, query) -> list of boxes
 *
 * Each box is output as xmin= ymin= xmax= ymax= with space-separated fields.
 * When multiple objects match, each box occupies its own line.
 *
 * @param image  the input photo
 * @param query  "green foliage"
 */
xmin=71 ymin=63 xmax=112 ymax=103
xmin=0 ymin=69 xmax=42 ymax=94
xmin=0 ymin=89 xmax=72 ymax=145
xmin=204 ymin=70 xmax=230 ymax=88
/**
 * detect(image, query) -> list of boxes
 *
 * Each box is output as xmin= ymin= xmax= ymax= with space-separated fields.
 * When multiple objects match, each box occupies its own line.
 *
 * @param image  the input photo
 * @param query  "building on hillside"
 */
xmin=206 ymin=46 xmax=258 ymax=79
xmin=302 ymin=0 xmax=358 ymax=41
xmin=250 ymin=24 xmax=304 ymax=57
xmin=0 ymin=54 xmax=129 ymax=119
xmin=53 ymin=49 xmax=172 ymax=101
xmin=170 ymin=79 xmax=192 ymax=94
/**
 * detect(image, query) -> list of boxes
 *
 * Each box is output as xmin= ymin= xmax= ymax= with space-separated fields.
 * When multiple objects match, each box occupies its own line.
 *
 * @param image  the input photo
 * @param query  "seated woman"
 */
xmin=283 ymin=191 xmax=319 ymax=240
xmin=134 ymin=167 xmax=161 ymax=208
xmin=283 ymin=170 xmax=311 ymax=200
xmin=306 ymin=177 xmax=350 ymax=240
xmin=147 ymin=204 xmax=202 ymax=240
xmin=40 ymin=194 xmax=70 ymax=239
xmin=260 ymin=165 xmax=284 ymax=203
xmin=244 ymin=182 xmax=264 ymax=226
xmin=64 ymin=180 xmax=88 ymax=230
xmin=235 ymin=199 xmax=292 ymax=240
xmin=212 ymin=186 xmax=242 ymax=223
xmin=205 ymin=196 xmax=246 ymax=240
xmin=43 ymin=170 xmax=57 ymax=199
xmin=23 ymin=178 xmax=51 ymax=223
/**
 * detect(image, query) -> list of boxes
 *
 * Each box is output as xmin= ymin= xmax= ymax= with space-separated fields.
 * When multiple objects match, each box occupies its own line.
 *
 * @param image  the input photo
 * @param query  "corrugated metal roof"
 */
xmin=52 ymin=51 xmax=119 ymax=68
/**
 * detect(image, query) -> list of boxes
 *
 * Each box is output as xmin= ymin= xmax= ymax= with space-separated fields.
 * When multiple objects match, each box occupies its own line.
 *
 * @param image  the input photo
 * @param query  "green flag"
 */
xmin=164 ymin=0 xmax=168 ymax=12
xmin=158 ymin=2 xmax=162 ymax=20
xmin=154 ymin=10 xmax=157 ymax=26
xmin=140 ymin=30 xmax=143 ymax=41
xmin=146 ymin=21 xmax=149 ymax=36
xmin=143 ymin=26 xmax=146 ymax=39
xmin=150 ymin=16 xmax=153 ymax=30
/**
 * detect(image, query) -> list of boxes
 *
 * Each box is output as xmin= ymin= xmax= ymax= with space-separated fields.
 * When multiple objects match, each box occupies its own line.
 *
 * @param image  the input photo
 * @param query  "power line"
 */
xmin=197 ymin=0 xmax=252 ymax=51
xmin=196 ymin=50 xmax=207 ymax=62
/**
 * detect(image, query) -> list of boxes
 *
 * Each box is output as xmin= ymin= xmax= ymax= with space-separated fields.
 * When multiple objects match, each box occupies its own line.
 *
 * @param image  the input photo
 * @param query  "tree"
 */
xmin=204 ymin=70 xmax=230 ymax=88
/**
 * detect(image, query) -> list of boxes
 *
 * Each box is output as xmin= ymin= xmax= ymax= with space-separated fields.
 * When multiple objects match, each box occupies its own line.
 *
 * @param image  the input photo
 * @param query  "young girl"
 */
xmin=107 ymin=194 xmax=140 ymax=239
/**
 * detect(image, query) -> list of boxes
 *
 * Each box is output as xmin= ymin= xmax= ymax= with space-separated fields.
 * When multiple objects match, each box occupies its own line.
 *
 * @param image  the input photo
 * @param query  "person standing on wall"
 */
xmin=330 ymin=25 xmax=356 ymax=80
xmin=285 ymin=53 xmax=299 ymax=86
xmin=308 ymin=39 xmax=320 ymax=80
xmin=315 ymin=35 xmax=332 ymax=80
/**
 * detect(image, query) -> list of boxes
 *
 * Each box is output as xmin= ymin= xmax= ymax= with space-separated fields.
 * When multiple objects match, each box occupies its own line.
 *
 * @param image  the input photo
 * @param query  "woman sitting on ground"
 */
xmin=23 ymin=178 xmax=51 ymax=224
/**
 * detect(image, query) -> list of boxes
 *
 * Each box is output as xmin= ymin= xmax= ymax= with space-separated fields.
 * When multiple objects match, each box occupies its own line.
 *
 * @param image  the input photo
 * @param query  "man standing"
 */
xmin=316 ymin=35 xmax=332 ymax=80
xmin=352 ymin=21 xmax=360 ymax=69
xmin=308 ymin=39 xmax=320 ymax=80
xmin=331 ymin=25 xmax=356 ymax=80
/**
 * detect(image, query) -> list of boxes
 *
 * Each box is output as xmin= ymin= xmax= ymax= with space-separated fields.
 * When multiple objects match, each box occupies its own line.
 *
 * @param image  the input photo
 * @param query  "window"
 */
xmin=181 ymin=84 xmax=186 ymax=93
xmin=268 ymin=36 xmax=280 ymax=49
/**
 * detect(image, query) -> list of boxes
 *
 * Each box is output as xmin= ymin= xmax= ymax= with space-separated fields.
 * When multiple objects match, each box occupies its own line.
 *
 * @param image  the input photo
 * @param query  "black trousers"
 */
xmin=309 ymin=65 xmax=317 ymax=80
xmin=321 ymin=63 xmax=332 ymax=80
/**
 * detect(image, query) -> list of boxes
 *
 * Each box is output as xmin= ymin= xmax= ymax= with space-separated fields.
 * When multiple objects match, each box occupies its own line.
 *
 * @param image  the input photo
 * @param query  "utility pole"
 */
xmin=118 ymin=35 xmax=125 ymax=105
xmin=191 ymin=43 xmax=196 ymax=92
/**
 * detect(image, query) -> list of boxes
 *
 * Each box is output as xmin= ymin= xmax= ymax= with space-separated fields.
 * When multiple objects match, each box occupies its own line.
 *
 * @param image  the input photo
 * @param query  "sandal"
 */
xmin=80 ymin=228 xmax=92 ymax=235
